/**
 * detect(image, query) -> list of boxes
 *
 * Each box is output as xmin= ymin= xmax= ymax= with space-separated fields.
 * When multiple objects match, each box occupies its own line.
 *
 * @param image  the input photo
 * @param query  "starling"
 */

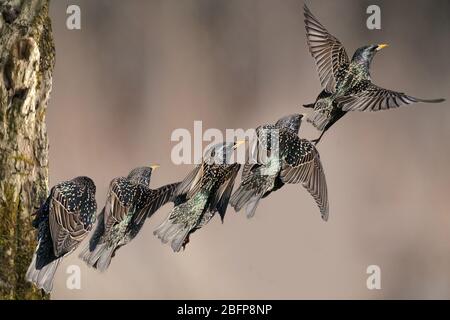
xmin=230 ymin=114 xmax=329 ymax=220
xmin=26 ymin=176 xmax=97 ymax=293
xmin=303 ymin=4 xmax=445 ymax=144
xmin=154 ymin=141 xmax=244 ymax=252
xmin=79 ymin=165 xmax=179 ymax=272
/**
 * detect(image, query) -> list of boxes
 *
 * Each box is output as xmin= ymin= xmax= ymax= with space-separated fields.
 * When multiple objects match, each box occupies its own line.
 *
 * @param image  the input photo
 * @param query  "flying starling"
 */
xmin=79 ymin=166 xmax=179 ymax=272
xmin=302 ymin=4 xmax=445 ymax=144
xmin=230 ymin=114 xmax=329 ymax=220
xmin=154 ymin=141 xmax=244 ymax=252
xmin=26 ymin=176 xmax=97 ymax=293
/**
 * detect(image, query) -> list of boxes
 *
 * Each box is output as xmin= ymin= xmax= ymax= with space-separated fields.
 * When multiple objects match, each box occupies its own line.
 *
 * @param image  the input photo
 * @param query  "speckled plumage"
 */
xmin=303 ymin=4 xmax=445 ymax=144
xmin=230 ymin=114 xmax=329 ymax=220
xmin=154 ymin=142 xmax=241 ymax=252
xmin=80 ymin=167 xmax=179 ymax=272
xmin=26 ymin=176 xmax=97 ymax=293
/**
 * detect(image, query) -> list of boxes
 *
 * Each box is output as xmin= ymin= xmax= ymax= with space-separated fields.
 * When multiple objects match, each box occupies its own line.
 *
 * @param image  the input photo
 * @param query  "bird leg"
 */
xmin=312 ymin=130 xmax=326 ymax=145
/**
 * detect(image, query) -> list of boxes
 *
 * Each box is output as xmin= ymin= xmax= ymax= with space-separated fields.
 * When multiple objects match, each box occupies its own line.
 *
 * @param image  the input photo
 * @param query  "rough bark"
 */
xmin=0 ymin=0 xmax=54 ymax=299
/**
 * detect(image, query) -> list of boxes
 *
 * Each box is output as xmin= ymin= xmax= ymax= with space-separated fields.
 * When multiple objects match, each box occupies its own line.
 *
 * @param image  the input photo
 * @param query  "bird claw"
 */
xmin=182 ymin=236 xmax=190 ymax=251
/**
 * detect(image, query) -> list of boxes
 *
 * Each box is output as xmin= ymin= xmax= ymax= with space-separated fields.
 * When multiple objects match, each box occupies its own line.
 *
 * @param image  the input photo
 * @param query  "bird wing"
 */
xmin=49 ymin=188 xmax=91 ymax=257
xmin=88 ymin=207 xmax=106 ymax=251
xmin=133 ymin=182 xmax=180 ymax=224
xmin=304 ymin=4 xmax=350 ymax=92
xmin=280 ymin=139 xmax=329 ymax=221
xmin=241 ymin=129 xmax=263 ymax=181
xmin=241 ymin=163 xmax=259 ymax=181
xmin=174 ymin=164 xmax=204 ymax=200
xmin=210 ymin=164 xmax=241 ymax=221
xmin=338 ymin=82 xmax=445 ymax=112
xmin=103 ymin=181 xmax=131 ymax=235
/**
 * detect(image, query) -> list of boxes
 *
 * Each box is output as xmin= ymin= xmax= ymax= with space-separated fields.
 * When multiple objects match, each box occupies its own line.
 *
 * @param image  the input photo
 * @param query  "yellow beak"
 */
xmin=150 ymin=164 xmax=160 ymax=170
xmin=233 ymin=140 xmax=246 ymax=149
xmin=376 ymin=44 xmax=389 ymax=51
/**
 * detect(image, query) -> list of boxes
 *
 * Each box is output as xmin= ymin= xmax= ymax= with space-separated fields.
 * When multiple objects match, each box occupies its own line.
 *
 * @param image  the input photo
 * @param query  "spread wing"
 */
xmin=49 ymin=189 xmax=91 ymax=257
xmin=304 ymin=4 xmax=350 ymax=92
xmin=280 ymin=139 xmax=329 ymax=221
xmin=133 ymin=182 xmax=180 ymax=224
xmin=338 ymin=82 xmax=445 ymax=112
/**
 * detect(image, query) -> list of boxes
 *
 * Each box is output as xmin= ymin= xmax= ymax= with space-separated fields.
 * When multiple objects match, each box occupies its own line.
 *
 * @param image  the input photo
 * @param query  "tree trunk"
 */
xmin=0 ymin=0 xmax=54 ymax=299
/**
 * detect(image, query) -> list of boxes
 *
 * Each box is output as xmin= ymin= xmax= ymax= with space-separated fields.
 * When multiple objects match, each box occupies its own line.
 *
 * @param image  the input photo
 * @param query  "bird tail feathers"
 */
xmin=230 ymin=186 xmax=263 ymax=218
xmin=154 ymin=194 xmax=207 ymax=252
xmin=244 ymin=196 xmax=262 ymax=218
xmin=79 ymin=242 xmax=115 ymax=272
xmin=26 ymin=252 xmax=61 ymax=293
xmin=78 ymin=207 xmax=115 ymax=272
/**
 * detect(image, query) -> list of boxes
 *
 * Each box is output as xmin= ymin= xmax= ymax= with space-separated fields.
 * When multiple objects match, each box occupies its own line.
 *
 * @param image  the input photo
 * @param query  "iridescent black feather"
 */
xmin=26 ymin=176 xmax=97 ymax=293
xmin=154 ymin=142 xmax=241 ymax=252
xmin=79 ymin=167 xmax=179 ymax=271
xmin=230 ymin=114 xmax=329 ymax=220
xmin=303 ymin=4 xmax=445 ymax=144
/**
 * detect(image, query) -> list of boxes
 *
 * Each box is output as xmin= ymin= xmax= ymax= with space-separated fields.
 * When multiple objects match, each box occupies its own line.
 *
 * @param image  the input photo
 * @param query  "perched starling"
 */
xmin=26 ymin=176 xmax=97 ymax=293
xmin=154 ymin=141 xmax=244 ymax=252
xmin=79 ymin=166 xmax=179 ymax=272
xmin=230 ymin=114 xmax=329 ymax=220
xmin=303 ymin=4 xmax=445 ymax=144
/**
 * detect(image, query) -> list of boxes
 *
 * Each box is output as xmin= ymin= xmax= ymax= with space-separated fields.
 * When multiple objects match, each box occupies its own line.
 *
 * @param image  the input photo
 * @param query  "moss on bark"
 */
xmin=0 ymin=0 xmax=54 ymax=300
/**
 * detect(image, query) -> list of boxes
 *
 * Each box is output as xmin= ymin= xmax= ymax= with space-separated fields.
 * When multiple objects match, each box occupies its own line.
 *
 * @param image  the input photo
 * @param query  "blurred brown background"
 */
xmin=47 ymin=0 xmax=450 ymax=299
